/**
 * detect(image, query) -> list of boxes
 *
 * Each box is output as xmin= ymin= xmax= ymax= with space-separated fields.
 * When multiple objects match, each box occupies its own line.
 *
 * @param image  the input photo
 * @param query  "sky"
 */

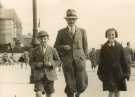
xmin=1 ymin=0 xmax=135 ymax=49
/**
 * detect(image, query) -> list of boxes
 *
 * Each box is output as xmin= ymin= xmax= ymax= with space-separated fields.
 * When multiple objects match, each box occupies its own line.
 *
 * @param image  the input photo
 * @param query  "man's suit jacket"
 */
xmin=54 ymin=26 xmax=88 ymax=71
xmin=29 ymin=45 xmax=61 ymax=81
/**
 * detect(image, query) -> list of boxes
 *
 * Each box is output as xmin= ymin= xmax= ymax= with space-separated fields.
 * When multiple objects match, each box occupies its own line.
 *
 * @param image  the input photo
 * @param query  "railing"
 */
xmin=0 ymin=63 xmax=33 ymax=97
xmin=0 ymin=63 xmax=31 ymax=84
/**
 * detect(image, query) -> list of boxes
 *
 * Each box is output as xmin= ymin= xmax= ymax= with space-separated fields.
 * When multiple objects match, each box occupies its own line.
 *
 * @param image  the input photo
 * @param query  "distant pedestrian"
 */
xmin=88 ymin=48 xmax=97 ymax=70
xmin=97 ymin=28 xmax=130 ymax=97
xmin=124 ymin=42 xmax=133 ymax=76
xmin=18 ymin=51 xmax=29 ymax=68
xmin=1 ymin=52 xmax=13 ymax=65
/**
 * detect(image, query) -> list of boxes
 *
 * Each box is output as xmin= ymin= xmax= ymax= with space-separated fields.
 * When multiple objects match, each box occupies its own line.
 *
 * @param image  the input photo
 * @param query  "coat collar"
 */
xmin=67 ymin=25 xmax=76 ymax=34
xmin=102 ymin=41 xmax=121 ymax=63
xmin=65 ymin=26 xmax=79 ymax=40
xmin=108 ymin=41 xmax=115 ymax=47
xmin=35 ymin=45 xmax=51 ymax=55
xmin=103 ymin=40 xmax=121 ymax=56
xmin=105 ymin=40 xmax=119 ymax=47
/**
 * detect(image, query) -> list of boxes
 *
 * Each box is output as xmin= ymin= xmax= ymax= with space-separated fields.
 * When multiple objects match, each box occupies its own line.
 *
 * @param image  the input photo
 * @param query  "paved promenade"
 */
xmin=0 ymin=61 xmax=135 ymax=97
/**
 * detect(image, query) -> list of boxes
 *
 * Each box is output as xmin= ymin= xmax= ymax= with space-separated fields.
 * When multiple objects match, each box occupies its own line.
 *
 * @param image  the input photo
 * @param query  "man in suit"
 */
xmin=54 ymin=9 xmax=88 ymax=97
xmin=29 ymin=31 xmax=61 ymax=97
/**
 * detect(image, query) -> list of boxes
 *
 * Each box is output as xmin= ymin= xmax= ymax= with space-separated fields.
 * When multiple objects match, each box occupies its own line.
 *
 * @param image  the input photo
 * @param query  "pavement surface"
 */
xmin=0 ymin=61 xmax=135 ymax=97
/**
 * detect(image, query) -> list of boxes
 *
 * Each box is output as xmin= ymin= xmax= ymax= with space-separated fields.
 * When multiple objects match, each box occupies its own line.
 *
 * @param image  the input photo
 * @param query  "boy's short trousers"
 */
xmin=34 ymin=75 xmax=54 ymax=94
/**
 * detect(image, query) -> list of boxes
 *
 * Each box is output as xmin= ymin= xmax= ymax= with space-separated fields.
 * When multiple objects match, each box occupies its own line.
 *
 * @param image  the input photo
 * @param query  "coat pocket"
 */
xmin=76 ymin=69 xmax=88 ymax=92
xmin=74 ymin=57 xmax=86 ymax=72
xmin=113 ymin=64 xmax=124 ymax=80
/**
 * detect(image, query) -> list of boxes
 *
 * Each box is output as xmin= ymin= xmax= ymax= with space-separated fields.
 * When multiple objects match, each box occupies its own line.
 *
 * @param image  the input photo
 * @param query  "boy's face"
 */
xmin=38 ymin=36 xmax=49 ymax=46
xmin=107 ymin=30 xmax=116 ymax=42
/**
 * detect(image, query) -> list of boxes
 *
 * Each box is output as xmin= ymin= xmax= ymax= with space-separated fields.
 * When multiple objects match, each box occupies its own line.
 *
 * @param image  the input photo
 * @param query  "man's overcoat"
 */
xmin=54 ymin=26 xmax=88 ymax=94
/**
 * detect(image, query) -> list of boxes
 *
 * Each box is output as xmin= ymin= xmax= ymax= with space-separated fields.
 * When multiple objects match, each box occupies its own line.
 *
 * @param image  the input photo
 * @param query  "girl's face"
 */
xmin=107 ymin=30 xmax=116 ymax=42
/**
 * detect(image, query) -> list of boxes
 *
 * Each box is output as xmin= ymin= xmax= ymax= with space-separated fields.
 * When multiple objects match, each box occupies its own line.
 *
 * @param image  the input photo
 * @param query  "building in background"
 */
xmin=0 ymin=2 xmax=22 ymax=46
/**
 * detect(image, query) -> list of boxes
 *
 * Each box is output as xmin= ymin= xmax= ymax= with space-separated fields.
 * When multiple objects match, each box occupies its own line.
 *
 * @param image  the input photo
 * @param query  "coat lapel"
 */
xmin=36 ymin=46 xmax=44 ymax=57
xmin=44 ymin=46 xmax=58 ymax=81
xmin=105 ymin=41 xmax=119 ymax=64
xmin=64 ymin=26 xmax=81 ymax=41
xmin=65 ymin=27 xmax=74 ymax=40
xmin=103 ymin=41 xmax=114 ymax=62
xmin=43 ymin=46 xmax=51 ymax=62
xmin=73 ymin=27 xmax=81 ymax=41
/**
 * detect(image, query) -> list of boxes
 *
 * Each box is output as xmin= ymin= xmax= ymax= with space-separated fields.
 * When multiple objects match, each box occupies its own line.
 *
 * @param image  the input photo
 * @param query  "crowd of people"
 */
xmin=0 ymin=51 xmax=29 ymax=68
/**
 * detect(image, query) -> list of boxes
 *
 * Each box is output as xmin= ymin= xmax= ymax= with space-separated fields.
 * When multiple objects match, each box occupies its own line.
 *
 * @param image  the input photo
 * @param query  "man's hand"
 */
xmin=126 ymin=76 xmax=129 ymax=81
xmin=44 ymin=62 xmax=53 ymax=70
xmin=63 ymin=45 xmax=71 ymax=50
xmin=126 ymin=75 xmax=130 ymax=81
xmin=123 ymin=73 xmax=130 ymax=81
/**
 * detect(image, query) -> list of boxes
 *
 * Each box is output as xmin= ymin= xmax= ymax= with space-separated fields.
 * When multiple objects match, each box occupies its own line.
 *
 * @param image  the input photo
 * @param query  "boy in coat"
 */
xmin=29 ymin=31 xmax=61 ymax=97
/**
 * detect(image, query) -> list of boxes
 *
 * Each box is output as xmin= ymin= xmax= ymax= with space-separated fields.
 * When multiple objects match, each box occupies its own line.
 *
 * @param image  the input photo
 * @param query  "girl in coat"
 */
xmin=97 ymin=28 xmax=130 ymax=97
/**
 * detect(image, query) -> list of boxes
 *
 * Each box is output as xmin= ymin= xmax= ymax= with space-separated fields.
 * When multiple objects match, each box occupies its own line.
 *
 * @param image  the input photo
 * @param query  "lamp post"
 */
xmin=31 ymin=0 xmax=38 ymax=47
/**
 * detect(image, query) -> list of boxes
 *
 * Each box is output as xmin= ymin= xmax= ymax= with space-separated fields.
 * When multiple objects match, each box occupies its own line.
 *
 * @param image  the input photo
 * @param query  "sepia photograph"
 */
xmin=0 ymin=0 xmax=135 ymax=97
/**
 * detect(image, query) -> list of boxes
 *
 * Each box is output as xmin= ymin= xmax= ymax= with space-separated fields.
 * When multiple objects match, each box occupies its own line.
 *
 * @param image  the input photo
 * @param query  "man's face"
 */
xmin=66 ymin=18 xmax=77 ymax=27
xmin=38 ymin=36 xmax=49 ymax=46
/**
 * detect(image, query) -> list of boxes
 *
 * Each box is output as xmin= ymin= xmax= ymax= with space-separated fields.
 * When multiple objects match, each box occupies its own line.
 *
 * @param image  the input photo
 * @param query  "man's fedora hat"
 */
xmin=37 ymin=30 xmax=49 ymax=38
xmin=64 ymin=9 xmax=79 ymax=19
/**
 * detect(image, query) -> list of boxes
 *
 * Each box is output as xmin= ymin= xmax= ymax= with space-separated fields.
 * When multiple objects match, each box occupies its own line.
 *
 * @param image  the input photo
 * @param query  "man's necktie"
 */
xmin=71 ymin=27 xmax=75 ymax=35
